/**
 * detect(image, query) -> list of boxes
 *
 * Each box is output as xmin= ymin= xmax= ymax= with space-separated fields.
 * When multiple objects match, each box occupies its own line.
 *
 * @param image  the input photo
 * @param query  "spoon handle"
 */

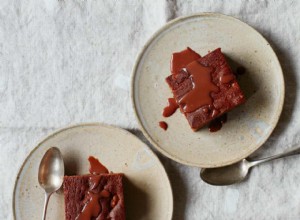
xmin=42 ymin=192 xmax=51 ymax=220
xmin=249 ymin=146 xmax=300 ymax=167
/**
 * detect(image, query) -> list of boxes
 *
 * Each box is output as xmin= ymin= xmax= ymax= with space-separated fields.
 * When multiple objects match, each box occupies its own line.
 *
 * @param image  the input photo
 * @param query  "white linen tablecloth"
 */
xmin=1 ymin=0 xmax=300 ymax=219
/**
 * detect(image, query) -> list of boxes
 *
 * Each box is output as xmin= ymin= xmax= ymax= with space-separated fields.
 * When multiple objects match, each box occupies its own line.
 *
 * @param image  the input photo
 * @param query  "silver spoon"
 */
xmin=38 ymin=147 xmax=64 ymax=220
xmin=200 ymin=146 xmax=300 ymax=186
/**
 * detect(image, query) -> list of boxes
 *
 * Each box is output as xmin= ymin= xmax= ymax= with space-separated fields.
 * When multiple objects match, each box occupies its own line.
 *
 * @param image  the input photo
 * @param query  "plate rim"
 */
xmin=131 ymin=12 xmax=285 ymax=168
xmin=12 ymin=122 xmax=174 ymax=220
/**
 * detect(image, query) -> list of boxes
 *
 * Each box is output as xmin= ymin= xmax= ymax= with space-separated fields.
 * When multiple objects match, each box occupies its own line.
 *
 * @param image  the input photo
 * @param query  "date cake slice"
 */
xmin=63 ymin=157 xmax=125 ymax=220
xmin=166 ymin=48 xmax=245 ymax=131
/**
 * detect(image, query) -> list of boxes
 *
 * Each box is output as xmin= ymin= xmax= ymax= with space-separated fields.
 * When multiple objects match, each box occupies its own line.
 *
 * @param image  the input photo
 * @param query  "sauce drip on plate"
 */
xmin=163 ymin=98 xmax=179 ymax=117
xmin=159 ymin=121 xmax=168 ymax=130
xmin=171 ymin=47 xmax=201 ymax=75
xmin=88 ymin=156 xmax=109 ymax=175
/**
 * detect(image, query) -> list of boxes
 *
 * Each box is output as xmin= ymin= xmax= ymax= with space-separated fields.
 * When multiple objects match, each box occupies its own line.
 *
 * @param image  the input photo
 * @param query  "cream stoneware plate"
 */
xmin=132 ymin=13 xmax=284 ymax=168
xmin=13 ymin=123 xmax=173 ymax=220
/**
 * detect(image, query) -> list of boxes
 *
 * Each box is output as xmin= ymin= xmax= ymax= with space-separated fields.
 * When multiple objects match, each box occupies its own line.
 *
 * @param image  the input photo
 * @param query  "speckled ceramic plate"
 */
xmin=132 ymin=13 xmax=284 ymax=168
xmin=13 ymin=123 xmax=173 ymax=220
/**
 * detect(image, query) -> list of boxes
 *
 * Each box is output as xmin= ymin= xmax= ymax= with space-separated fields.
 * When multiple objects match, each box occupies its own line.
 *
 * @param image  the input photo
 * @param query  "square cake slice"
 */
xmin=63 ymin=173 xmax=125 ymax=220
xmin=166 ymin=48 xmax=245 ymax=131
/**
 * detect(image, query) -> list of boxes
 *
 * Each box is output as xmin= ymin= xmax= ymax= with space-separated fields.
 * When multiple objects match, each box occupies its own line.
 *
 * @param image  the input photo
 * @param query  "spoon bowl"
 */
xmin=200 ymin=159 xmax=250 ymax=186
xmin=38 ymin=147 xmax=64 ymax=220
